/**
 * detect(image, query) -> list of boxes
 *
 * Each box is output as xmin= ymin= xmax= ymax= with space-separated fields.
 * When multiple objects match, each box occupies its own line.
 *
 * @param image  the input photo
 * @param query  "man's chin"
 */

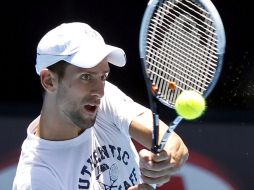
xmin=77 ymin=118 xmax=96 ymax=130
xmin=68 ymin=110 xmax=97 ymax=130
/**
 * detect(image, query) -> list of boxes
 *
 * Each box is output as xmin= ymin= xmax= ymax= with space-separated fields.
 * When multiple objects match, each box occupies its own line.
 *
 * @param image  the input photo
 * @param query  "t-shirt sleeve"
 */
xmin=100 ymin=82 xmax=148 ymax=136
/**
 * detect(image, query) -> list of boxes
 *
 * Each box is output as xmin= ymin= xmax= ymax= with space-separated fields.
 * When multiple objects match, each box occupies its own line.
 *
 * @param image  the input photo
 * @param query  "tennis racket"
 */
xmin=139 ymin=0 xmax=226 ymax=167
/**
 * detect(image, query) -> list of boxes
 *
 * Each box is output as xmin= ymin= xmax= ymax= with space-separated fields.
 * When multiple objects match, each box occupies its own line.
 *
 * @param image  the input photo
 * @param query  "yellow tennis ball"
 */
xmin=175 ymin=90 xmax=206 ymax=120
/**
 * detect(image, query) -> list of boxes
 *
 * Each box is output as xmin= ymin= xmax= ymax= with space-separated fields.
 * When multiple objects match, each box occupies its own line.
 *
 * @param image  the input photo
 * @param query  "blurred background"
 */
xmin=0 ymin=0 xmax=253 ymax=189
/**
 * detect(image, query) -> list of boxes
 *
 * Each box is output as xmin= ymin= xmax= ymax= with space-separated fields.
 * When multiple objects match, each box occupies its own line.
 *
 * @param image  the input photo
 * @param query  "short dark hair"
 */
xmin=47 ymin=60 xmax=69 ymax=80
xmin=40 ymin=60 xmax=69 ymax=99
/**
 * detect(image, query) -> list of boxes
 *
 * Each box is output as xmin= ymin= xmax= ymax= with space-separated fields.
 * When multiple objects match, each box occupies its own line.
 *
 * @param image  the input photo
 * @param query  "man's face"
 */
xmin=55 ymin=58 xmax=110 ymax=130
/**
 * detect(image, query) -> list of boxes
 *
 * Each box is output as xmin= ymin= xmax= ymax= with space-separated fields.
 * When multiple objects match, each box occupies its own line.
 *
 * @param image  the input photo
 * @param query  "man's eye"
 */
xmin=80 ymin=74 xmax=91 ymax=80
xmin=101 ymin=73 xmax=109 ymax=81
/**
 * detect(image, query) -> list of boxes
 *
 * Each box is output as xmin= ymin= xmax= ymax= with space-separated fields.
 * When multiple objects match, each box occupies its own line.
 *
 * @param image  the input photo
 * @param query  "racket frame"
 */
xmin=139 ymin=0 xmax=226 ymax=154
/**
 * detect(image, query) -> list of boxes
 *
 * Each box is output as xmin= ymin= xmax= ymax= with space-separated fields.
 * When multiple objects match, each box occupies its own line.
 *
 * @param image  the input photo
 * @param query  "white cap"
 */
xmin=36 ymin=22 xmax=126 ymax=75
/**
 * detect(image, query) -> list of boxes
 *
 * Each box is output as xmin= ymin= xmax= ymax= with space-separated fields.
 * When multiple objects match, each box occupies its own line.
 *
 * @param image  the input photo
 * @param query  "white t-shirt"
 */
xmin=13 ymin=82 xmax=148 ymax=190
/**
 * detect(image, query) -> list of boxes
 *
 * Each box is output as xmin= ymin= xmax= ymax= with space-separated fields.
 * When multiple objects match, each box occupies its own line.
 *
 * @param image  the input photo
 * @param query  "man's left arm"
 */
xmin=129 ymin=109 xmax=189 ymax=188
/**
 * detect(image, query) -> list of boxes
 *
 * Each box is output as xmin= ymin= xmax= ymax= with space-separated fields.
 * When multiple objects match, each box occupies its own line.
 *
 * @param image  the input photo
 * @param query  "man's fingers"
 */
xmin=139 ymin=149 xmax=174 ymax=171
xmin=141 ymin=174 xmax=171 ymax=185
xmin=170 ymin=143 xmax=189 ymax=169
xmin=138 ymin=142 xmax=189 ymax=187
xmin=128 ymin=183 xmax=155 ymax=190
xmin=152 ymin=150 xmax=170 ymax=162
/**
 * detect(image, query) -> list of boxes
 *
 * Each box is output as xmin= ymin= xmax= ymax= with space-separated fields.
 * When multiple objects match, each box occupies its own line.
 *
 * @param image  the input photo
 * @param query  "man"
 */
xmin=13 ymin=22 xmax=188 ymax=190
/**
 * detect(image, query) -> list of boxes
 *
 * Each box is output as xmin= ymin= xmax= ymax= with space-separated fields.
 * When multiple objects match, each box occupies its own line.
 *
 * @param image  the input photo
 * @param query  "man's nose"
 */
xmin=90 ymin=80 xmax=105 ymax=98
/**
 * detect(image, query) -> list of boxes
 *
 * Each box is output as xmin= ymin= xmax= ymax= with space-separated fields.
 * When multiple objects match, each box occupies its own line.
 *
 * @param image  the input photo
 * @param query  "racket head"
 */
xmin=139 ymin=0 xmax=226 ymax=109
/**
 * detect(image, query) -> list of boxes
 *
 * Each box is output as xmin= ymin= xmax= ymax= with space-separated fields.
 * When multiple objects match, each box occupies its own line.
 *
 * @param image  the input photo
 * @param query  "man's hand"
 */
xmin=128 ymin=183 xmax=155 ymax=190
xmin=129 ymin=109 xmax=189 ymax=189
xmin=140 ymin=132 xmax=188 ymax=186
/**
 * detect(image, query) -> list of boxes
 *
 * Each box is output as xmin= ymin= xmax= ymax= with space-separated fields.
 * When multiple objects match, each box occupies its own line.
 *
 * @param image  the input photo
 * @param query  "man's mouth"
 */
xmin=84 ymin=104 xmax=97 ymax=113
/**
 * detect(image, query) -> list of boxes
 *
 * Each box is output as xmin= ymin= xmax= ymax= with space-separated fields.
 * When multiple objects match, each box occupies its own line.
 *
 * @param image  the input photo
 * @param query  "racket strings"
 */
xmin=148 ymin=4 xmax=217 ymax=73
xmin=170 ymin=0 xmax=217 ymax=39
xmin=161 ymin=0 xmax=218 ymax=54
xmin=152 ymin=11 xmax=217 ymax=55
xmin=145 ymin=0 xmax=219 ymax=106
xmin=151 ymin=5 xmax=218 ymax=63
xmin=146 ymin=27 xmax=217 ymax=82
xmin=146 ymin=35 xmax=216 ymax=79
xmin=147 ymin=26 xmax=216 ymax=91
xmin=147 ymin=53 xmax=210 ymax=89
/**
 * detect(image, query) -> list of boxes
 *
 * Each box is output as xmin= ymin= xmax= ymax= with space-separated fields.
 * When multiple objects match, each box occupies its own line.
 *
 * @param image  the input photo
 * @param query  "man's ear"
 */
xmin=40 ymin=69 xmax=58 ymax=93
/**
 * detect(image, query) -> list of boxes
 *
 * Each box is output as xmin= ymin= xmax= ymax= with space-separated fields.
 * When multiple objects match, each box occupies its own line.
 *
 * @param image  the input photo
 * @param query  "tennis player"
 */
xmin=12 ymin=22 xmax=188 ymax=190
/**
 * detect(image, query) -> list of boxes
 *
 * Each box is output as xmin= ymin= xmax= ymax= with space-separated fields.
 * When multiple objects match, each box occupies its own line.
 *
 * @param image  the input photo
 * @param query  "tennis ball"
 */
xmin=175 ymin=90 xmax=206 ymax=120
